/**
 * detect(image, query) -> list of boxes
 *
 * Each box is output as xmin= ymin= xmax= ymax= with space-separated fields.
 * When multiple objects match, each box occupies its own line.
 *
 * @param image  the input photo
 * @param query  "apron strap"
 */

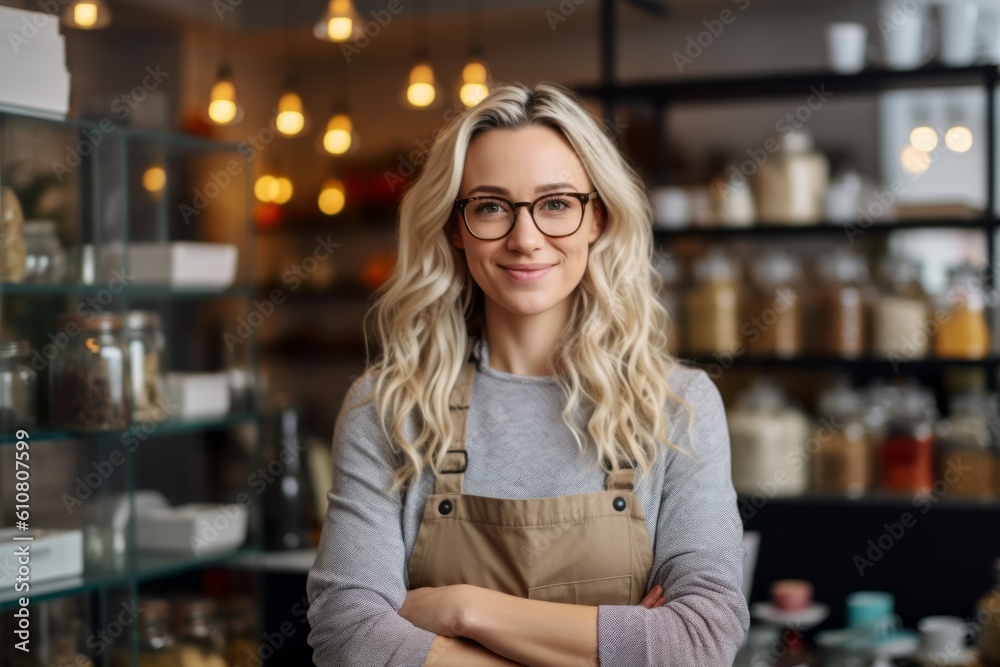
xmin=605 ymin=467 xmax=636 ymax=492
xmin=435 ymin=361 xmax=477 ymax=495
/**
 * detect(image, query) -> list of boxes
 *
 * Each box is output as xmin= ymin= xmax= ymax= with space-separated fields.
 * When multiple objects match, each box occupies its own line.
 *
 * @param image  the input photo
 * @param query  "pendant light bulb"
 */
xmin=323 ymin=113 xmax=353 ymax=155
xmin=314 ymin=0 xmax=358 ymax=42
xmin=945 ymin=126 xmax=974 ymax=153
xmin=909 ymin=125 xmax=939 ymax=152
xmin=62 ymin=0 xmax=111 ymax=29
xmin=276 ymin=85 xmax=306 ymax=137
xmin=208 ymin=66 xmax=238 ymax=125
xmin=459 ymin=58 xmax=489 ymax=108
xmin=318 ymin=178 xmax=346 ymax=216
xmin=407 ymin=60 xmax=437 ymax=108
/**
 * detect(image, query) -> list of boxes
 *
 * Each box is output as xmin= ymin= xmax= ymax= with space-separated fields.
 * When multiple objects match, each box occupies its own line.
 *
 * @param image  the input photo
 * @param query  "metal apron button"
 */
xmin=612 ymin=496 xmax=626 ymax=511
xmin=439 ymin=499 xmax=454 ymax=515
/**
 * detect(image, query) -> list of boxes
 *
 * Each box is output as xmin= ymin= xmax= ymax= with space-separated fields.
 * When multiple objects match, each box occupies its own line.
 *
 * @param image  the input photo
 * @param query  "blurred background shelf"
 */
xmin=0 ymin=413 xmax=256 ymax=445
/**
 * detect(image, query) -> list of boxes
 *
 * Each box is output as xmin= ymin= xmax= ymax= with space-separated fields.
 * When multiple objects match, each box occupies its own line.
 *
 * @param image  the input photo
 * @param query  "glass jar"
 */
xmin=880 ymin=385 xmax=936 ymax=494
xmin=755 ymin=129 xmax=829 ymax=225
xmin=936 ymin=263 xmax=990 ymax=359
xmin=173 ymin=599 xmax=227 ymax=667
xmin=2 ymin=185 xmax=27 ymax=282
xmin=813 ymin=380 xmax=872 ymax=497
xmin=711 ymin=162 xmax=756 ymax=228
xmin=728 ymin=379 xmax=810 ymax=497
xmin=0 ymin=341 xmax=36 ymax=430
xmin=126 ymin=311 xmax=167 ymax=422
xmin=685 ymin=251 xmax=740 ymax=355
xmin=23 ymin=220 xmax=67 ymax=284
xmin=745 ymin=251 xmax=802 ymax=357
xmin=654 ymin=252 xmax=682 ymax=354
xmin=811 ymin=249 xmax=868 ymax=358
xmin=937 ymin=390 xmax=996 ymax=498
xmin=220 ymin=597 xmax=257 ymax=667
xmin=114 ymin=599 xmax=180 ymax=667
xmin=980 ymin=558 xmax=1000 ymax=666
xmin=50 ymin=314 xmax=131 ymax=431
xmin=873 ymin=257 xmax=931 ymax=359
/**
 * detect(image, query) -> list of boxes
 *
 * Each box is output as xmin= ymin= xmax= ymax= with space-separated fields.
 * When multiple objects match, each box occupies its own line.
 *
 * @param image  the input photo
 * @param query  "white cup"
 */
xmin=880 ymin=0 xmax=933 ymax=69
xmin=827 ymin=23 xmax=868 ymax=73
xmin=917 ymin=615 xmax=975 ymax=659
xmin=938 ymin=1 xmax=979 ymax=66
xmin=977 ymin=5 xmax=1000 ymax=63
xmin=651 ymin=187 xmax=690 ymax=228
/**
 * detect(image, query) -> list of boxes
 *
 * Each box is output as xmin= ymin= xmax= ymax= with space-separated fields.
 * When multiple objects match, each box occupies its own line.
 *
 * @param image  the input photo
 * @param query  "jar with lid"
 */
xmin=2 ymin=185 xmax=27 ymax=282
xmin=50 ymin=314 xmax=131 ymax=431
xmin=23 ymin=220 xmax=67 ymax=284
xmin=745 ymin=251 xmax=802 ymax=357
xmin=813 ymin=379 xmax=872 ymax=497
xmin=711 ymin=162 xmax=756 ymax=228
xmin=173 ymin=599 xmax=227 ymax=667
xmin=873 ymin=257 xmax=931 ymax=359
xmin=980 ymin=558 xmax=1000 ymax=665
xmin=728 ymin=379 xmax=810 ymax=497
xmin=936 ymin=263 xmax=990 ymax=359
xmin=654 ymin=252 xmax=682 ymax=354
xmin=0 ymin=341 xmax=36 ymax=430
xmin=937 ymin=390 xmax=996 ymax=498
xmin=810 ymin=249 xmax=869 ymax=358
xmin=685 ymin=251 xmax=740 ymax=355
xmin=219 ymin=597 xmax=257 ymax=667
xmin=126 ymin=311 xmax=167 ymax=422
xmin=113 ymin=599 xmax=180 ymax=667
xmin=880 ymin=384 xmax=936 ymax=494
xmin=755 ymin=129 xmax=829 ymax=224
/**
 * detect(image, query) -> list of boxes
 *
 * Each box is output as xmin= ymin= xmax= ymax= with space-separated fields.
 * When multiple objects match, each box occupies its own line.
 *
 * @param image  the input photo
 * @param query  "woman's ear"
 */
xmin=587 ymin=198 xmax=606 ymax=244
xmin=449 ymin=213 xmax=465 ymax=249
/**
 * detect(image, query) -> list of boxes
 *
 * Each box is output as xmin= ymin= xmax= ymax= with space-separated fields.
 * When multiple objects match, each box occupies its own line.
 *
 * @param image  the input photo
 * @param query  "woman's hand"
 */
xmin=400 ymin=585 xmax=471 ymax=637
xmin=639 ymin=584 xmax=666 ymax=609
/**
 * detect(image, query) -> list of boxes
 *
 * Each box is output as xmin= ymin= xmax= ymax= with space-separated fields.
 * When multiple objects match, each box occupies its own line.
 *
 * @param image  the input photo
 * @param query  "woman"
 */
xmin=306 ymin=82 xmax=749 ymax=666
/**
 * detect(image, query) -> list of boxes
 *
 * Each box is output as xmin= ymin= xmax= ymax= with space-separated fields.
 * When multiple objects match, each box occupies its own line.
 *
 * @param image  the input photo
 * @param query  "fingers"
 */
xmin=639 ymin=584 xmax=665 ymax=608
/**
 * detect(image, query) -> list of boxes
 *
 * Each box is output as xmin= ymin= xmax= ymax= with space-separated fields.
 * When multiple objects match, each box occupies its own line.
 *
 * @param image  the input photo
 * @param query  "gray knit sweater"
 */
xmin=306 ymin=338 xmax=749 ymax=666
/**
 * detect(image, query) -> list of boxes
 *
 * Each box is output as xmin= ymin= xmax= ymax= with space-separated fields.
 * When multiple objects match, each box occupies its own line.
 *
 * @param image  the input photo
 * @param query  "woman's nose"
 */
xmin=506 ymin=206 xmax=543 ymax=253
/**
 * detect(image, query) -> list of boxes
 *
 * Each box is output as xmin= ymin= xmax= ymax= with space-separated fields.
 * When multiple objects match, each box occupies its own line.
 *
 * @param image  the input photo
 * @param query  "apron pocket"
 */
xmin=527 ymin=574 xmax=632 ymax=606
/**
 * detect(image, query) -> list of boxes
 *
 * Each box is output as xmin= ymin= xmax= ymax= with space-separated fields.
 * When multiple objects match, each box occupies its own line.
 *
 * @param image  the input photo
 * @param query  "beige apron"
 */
xmin=407 ymin=362 xmax=654 ymax=606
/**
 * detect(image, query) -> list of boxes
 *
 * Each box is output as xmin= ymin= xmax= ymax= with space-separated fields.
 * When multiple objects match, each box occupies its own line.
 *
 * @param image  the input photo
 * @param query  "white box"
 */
xmin=103 ymin=242 xmax=239 ymax=288
xmin=166 ymin=372 xmax=231 ymax=419
xmin=136 ymin=503 xmax=247 ymax=556
xmin=0 ymin=528 xmax=83 ymax=587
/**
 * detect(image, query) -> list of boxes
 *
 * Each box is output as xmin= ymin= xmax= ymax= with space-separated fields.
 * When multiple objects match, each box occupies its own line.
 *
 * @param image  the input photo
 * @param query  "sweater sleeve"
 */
xmin=306 ymin=374 xmax=437 ymax=667
xmin=596 ymin=369 xmax=750 ymax=667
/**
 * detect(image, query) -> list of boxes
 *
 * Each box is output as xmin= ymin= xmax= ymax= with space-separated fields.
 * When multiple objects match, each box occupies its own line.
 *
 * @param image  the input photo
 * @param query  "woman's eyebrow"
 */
xmin=466 ymin=182 xmax=580 ymax=197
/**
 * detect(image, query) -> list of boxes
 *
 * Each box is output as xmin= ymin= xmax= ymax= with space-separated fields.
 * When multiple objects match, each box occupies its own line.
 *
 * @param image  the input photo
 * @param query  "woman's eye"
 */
xmin=544 ymin=198 xmax=569 ymax=210
xmin=476 ymin=201 xmax=505 ymax=215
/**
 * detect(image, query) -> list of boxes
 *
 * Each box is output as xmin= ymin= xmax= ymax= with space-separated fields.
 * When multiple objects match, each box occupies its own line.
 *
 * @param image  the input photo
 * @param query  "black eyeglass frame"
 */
xmin=454 ymin=191 xmax=599 ymax=240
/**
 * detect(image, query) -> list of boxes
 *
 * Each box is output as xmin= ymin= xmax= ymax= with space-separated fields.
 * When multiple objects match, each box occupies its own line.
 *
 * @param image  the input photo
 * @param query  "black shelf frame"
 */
xmin=653 ymin=217 xmax=998 ymax=240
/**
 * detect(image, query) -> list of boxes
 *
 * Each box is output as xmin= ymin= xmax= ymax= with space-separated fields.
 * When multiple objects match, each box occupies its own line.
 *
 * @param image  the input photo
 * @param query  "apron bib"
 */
xmin=406 ymin=362 xmax=654 ymax=606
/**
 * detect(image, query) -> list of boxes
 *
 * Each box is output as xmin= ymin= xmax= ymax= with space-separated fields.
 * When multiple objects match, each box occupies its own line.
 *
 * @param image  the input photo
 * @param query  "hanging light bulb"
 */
xmin=314 ymin=0 xmax=358 ymax=42
xmin=276 ymin=81 xmax=306 ymax=137
xmin=900 ymin=145 xmax=932 ymax=176
xmin=142 ymin=166 xmax=166 ymax=194
xmin=459 ymin=55 xmax=489 ymax=108
xmin=323 ymin=113 xmax=353 ymax=155
xmin=61 ymin=0 xmax=111 ymax=29
xmin=909 ymin=126 xmax=939 ymax=152
xmin=945 ymin=126 xmax=974 ymax=153
xmin=254 ymin=174 xmax=279 ymax=203
xmin=318 ymin=179 xmax=346 ymax=215
xmin=406 ymin=56 xmax=437 ymax=108
xmin=208 ymin=65 xmax=238 ymax=125
xmin=273 ymin=176 xmax=294 ymax=205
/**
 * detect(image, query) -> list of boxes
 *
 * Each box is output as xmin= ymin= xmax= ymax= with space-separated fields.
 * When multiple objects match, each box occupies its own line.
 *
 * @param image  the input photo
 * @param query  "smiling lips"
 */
xmin=500 ymin=263 xmax=555 ymax=282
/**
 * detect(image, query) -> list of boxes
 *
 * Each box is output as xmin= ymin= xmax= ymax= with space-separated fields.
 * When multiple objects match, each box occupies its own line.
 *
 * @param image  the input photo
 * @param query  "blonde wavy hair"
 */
xmin=365 ymin=81 xmax=682 ymax=493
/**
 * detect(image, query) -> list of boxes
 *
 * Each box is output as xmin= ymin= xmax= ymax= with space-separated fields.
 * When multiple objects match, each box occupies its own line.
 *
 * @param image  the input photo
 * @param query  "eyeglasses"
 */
xmin=454 ymin=191 xmax=599 ymax=240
